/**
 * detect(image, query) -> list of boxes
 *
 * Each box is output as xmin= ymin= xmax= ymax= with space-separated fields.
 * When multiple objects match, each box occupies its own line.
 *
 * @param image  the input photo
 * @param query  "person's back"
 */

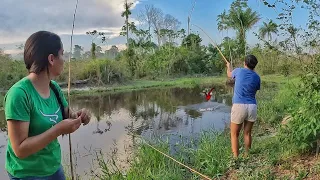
xmin=232 ymin=68 xmax=260 ymax=105
xmin=226 ymin=54 xmax=261 ymax=158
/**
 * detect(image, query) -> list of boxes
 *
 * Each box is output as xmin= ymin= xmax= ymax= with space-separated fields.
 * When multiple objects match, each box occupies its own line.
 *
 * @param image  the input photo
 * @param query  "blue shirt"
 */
xmin=232 ymin=68 xmax=261 ymax=104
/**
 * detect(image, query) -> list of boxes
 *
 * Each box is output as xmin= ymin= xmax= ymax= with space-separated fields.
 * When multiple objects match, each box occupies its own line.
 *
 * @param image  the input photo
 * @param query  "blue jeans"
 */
xmin=7 ymin=166 xmax=66 ymax=180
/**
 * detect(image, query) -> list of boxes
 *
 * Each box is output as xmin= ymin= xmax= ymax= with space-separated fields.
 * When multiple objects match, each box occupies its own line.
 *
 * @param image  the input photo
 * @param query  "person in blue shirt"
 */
xmin=226 ymin=55 xmax=261 ymax=158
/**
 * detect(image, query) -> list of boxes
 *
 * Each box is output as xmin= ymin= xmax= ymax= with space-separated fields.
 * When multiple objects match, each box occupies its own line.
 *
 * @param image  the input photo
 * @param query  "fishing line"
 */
xmin=136 ymin=137 xmax=213 ymax=180
xmin=67 ymin=0 xmax=79 ymax=179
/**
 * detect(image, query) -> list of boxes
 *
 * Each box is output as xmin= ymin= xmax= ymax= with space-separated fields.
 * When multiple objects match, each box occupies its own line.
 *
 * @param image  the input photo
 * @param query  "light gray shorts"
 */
xmin=231 ymin=104 xmax=257 ymax=124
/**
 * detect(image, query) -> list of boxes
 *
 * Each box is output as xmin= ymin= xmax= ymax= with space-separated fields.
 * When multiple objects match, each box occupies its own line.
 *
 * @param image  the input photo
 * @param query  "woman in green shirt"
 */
xmin=4 ymin=31 xmax=91 ymax=180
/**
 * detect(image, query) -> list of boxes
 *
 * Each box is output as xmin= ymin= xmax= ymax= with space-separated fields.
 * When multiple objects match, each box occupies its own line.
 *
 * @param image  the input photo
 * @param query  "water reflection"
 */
xmin=0 ymin=85 xmax=232 ymax=179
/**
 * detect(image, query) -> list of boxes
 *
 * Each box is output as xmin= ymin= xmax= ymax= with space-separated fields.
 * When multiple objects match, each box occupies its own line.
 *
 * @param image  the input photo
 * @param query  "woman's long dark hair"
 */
xmin=24 ymin=31 xmax=62 ymax=74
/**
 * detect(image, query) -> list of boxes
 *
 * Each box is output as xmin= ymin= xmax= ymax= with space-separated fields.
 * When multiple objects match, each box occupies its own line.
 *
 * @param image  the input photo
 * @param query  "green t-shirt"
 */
xmin=4 ymin=77 xmax=68 ymax=178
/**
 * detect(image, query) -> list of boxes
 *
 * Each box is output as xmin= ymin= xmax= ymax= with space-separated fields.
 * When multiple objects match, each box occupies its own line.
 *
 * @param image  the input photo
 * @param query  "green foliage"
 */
xmin=279 ymin=56 xmax=320 ymax=151
xmin=217 ymin=0 xmax=260 ymax=56
xmin=259 ymin=20 xmax=278 ymax=41
xmin=181 ymin=33 xmax=202 ymax=48
xmin=257 ymin=79 xmax=299 ymax=126
xmin=96 ymin=132 xmax=231 ymax=180
xmin=188 ymin=131 xmax=231 ymax=178
xmin=80 ymin=59 xmax=125 ymax=84
xmin=0 ymin=56 xmax=27 ymax=90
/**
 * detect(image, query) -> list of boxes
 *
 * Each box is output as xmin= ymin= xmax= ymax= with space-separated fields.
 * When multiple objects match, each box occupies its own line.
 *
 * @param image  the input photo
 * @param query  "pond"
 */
xmin=0 ymin=85 xmax=233 ymax=179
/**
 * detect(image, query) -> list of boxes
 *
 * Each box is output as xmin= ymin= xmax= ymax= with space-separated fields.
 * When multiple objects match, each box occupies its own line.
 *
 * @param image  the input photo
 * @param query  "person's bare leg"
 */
xmin=230 ymin=122 xmax=243 ymax=158
xmin=243 ymin=120 xmax=254 ymax=157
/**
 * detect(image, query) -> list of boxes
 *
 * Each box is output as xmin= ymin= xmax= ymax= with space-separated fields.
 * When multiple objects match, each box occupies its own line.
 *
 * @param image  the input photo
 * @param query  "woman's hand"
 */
xmin=56 ymin=117 xmax=82 ymax=135
xmin=76 ymin=108 xmax=91 ymax=125
xmin=226 ymin=61 xmax=231 ymax=68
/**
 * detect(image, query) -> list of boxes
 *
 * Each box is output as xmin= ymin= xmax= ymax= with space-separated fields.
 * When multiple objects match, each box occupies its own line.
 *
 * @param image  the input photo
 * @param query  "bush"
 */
xmin=279 ymin=56 xmax=320 ymax=152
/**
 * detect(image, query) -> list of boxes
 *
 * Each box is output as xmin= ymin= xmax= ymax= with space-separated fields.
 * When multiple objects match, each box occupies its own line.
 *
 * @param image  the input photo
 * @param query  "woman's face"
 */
xmin=48 ymin=43 xmax=64 ymax=77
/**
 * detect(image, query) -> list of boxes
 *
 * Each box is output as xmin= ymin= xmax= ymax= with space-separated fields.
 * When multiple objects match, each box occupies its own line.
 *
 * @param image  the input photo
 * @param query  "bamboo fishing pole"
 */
xmin=192 ymin=24 xmax=229 ymax=64
xmin=67 ymin=0 xmax=79 ymax=179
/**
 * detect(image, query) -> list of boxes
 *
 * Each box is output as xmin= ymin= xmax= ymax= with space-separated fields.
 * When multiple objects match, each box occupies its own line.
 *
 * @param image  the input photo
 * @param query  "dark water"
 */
xmin=0 ymin=85 xmax=232 ymax=179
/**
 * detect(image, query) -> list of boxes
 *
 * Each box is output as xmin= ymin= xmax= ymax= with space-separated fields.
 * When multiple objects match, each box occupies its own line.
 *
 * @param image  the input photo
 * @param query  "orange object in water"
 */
xmin=203 ymin=87 xmax=215 ymax=101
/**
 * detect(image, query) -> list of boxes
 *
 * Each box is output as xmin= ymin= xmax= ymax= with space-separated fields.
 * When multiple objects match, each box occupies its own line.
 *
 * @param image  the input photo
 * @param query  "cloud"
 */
xmin=3 ymin=49 xmax=23 ymax=55
xmin=0 ymin=0 xmax=140 ymax=45
xmin=101 ymin=44 xmax=127 ymax=51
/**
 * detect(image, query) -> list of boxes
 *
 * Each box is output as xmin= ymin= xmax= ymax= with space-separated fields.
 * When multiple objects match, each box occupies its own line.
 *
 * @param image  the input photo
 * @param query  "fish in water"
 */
xmin=202 ymin=87 xmax=215 ymax=101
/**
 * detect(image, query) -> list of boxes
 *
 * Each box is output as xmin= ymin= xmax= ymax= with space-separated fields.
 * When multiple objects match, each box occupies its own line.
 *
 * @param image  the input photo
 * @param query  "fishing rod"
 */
xmin=192 ymin=24 xmax=229 ymax=64
xmin=67 ymin=0 xmax=79 ymax=179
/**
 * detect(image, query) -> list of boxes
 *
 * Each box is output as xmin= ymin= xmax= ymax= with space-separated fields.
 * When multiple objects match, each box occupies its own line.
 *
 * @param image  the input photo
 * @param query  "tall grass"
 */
xmin=92 ymin=133 xmax=232 ymax=180
xmin=257 ymin=77 xmax=299 ymax=127
xmin=0 ymin=93 xmax=3 ymax=107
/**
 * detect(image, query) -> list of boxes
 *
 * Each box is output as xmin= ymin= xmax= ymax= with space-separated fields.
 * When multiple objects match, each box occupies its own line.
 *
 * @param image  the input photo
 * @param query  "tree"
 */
xmin=73 ymin=45 xmax=83 ymax=59
xmin=121 ymin=0 xmax=134 ymax=49
xmin=217 ymin=10 xmax=228 ymax=32
xmin=217 ymin=11 xmax=234 ymax=65
xmin=217 ymin=0 xmax=260 ymax=56
xmin=120 ymin=22 xmax=137 ymax=43
xmin=91 ymin=43 xmax=96 ymax=59
xmin=182 ymin=33 xmax=202 ymax=49
xmin=86 ymin=30 xmax=106 ymax=59
xmin=138 ymin=5 xmax=153 ymax=41
xmin=160 ymin=14 xmax=181 ymax=45
xmin=96 ymin=46 xmax=103 ymax=57
xmin=259 ymin=20 xmax=278 ymax=41
xmin=149 ymin=6 xmax=164 ymax=46
xmin=109 ymin=45 xmax=119 ymax=58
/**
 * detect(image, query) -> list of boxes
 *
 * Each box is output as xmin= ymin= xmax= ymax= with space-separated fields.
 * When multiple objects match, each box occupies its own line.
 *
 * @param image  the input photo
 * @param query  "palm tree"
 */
xmin=218 ymin=1 xmax=260 ymax=56
xmin=121 ymin=0 xmax=134 ymax=49
xmin=259 ymin=20 xmax=278 ymax=41
xmin=217 ymin=10 xmax=234 ymax=65
xmin=217 ymin=10 xmax=228 ymax=32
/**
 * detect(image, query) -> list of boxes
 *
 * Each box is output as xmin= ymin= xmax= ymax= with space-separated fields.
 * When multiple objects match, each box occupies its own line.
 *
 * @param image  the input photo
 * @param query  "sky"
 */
xmin=0 ymin=0 xmax=310 ymax=56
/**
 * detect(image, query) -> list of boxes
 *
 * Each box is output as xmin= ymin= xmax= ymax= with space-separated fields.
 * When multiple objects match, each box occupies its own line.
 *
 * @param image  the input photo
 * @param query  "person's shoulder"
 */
xmin=4 ymin=80 xmax=30 ymax=107
xmin=234 ymin=67 xmax=244 ymax=71
xmin=232 ymin=67 xmax=242 ymax=74
xmin=252 ymin=72 xmax=261 ymax=82
xmin=6 ymin=77 xmax=30 ymax=96
xmin=253 ymin=71 xmax=261 ymax=78
xmin=236 ymin=67 xmax=248 ymax=72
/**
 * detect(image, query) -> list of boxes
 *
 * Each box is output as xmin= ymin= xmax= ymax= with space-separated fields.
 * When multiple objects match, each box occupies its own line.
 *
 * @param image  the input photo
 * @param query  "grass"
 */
xmin=66 ymin=76 xmax=228 ymax=96
xmin=0 ymin=93 xmax=3 ymax=108
xmin=87 ymin=74 xmax=316 ymax=180
xmin=66 ymin=74 xmax=288 ymax=96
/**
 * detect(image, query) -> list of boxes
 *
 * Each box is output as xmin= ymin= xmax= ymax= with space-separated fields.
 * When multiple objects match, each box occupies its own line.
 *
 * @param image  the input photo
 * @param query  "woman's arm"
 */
xmin=7 ymin=120 xmax=61 ymax=159
xmin=7 ymin=117 xmax=81 ymax=159
xmin=226 ymin=61 xmax=233 ymax=78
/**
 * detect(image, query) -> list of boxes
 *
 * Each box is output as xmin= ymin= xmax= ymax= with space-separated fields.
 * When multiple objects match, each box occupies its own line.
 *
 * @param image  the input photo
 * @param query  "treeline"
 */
xmin=0 ymin=0 xmax=319 ymax=90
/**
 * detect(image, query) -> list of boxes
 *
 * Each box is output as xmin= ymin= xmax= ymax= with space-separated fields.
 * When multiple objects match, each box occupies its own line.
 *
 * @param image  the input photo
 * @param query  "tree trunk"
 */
xmin=126 ymin=18 xmax=129 ymax=48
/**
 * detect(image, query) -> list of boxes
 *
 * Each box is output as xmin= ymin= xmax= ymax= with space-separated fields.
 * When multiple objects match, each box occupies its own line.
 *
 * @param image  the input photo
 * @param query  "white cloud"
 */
xmin=3 ymin=49 xmax=22 ymax=55
xmin=101 ymin=44 xmax=127 ymax=51
xmin=0 ymin=0 xmax=140 ymax=45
